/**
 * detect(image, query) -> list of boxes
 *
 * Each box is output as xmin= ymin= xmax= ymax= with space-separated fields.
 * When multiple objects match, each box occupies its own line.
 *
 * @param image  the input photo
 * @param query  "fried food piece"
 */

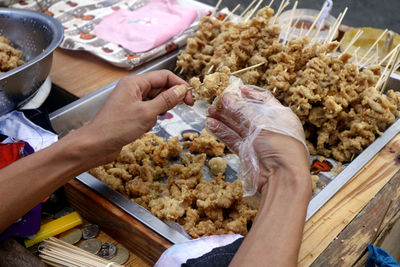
xmin=190 ymin=66 xmax=231 ymax=101
xmin=208 ymin=157 xmax=228 ymax=175
xmin=89 ymin=132 xmax=257 ymax=239
xmin=187 ymin=129 xmax=225 ymax=156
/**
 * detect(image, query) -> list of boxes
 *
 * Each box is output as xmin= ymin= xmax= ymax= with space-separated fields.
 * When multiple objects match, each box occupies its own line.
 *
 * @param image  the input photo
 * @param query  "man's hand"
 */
xmin=84 ymin=70 xmax=194 ymax=163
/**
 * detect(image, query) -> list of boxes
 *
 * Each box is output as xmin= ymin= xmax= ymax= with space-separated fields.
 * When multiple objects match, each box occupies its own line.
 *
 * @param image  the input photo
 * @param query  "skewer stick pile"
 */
xmin=38 ymin=237 xmax=124 ymax=267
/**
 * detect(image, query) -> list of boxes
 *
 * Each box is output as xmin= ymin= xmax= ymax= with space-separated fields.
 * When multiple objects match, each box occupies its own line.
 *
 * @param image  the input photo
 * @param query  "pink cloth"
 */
xmin=94 ymin=0 xmax=197 ymax=53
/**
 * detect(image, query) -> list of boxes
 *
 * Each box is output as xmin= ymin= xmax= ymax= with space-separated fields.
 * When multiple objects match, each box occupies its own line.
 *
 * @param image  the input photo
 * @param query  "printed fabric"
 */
xmin=94 ymin=0 xmax=198 ymax=53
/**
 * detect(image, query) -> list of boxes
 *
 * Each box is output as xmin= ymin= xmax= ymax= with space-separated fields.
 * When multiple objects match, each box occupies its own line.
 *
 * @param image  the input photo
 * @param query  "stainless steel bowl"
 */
xmin=0 ymin=8 xmax=63 ymax=115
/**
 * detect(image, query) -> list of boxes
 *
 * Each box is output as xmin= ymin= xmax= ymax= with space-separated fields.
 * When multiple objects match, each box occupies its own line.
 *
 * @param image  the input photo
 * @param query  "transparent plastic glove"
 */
xmin=206 ymin=77 xmax=308 ymax=196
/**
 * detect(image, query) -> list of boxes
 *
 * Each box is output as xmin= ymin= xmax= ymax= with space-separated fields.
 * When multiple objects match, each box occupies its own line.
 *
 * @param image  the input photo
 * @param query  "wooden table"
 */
xmin=50 ymin=47 xmax=400 ymax=266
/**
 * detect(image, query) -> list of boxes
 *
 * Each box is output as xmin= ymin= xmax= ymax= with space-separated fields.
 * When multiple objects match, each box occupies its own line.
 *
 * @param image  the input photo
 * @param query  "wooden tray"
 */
xmin=64 ymin=179 xmax=171 ymax=265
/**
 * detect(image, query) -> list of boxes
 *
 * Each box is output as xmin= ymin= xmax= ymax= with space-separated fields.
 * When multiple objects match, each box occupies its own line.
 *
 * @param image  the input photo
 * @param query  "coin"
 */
xmin=79 ymin=238 xmax=102 ymax=254
xmin=82 ymin=224 xmax=99 ymax=239
xmin=111 ymin=247 xmax=130 ymax=265
xmin=59 ymin=228 xmax=82 ymax=244
xmin=97 ymin=242 xmax=117 ymax=260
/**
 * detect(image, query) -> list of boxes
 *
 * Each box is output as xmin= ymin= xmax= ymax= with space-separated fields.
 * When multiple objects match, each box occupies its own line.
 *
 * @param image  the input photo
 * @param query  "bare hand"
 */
xmin=83 ymin=70 xmax=193 ymax=163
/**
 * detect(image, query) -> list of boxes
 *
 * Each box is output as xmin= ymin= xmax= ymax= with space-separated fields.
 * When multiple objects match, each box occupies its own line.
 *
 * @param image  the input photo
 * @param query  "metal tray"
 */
xmin=49 ymin=50 xmax=400 ymax=243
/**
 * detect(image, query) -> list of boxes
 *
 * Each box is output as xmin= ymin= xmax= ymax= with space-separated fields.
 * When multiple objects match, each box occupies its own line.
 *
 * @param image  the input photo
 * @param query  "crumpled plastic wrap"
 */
xmin=207 ymin=77 xmax=309 ymax=196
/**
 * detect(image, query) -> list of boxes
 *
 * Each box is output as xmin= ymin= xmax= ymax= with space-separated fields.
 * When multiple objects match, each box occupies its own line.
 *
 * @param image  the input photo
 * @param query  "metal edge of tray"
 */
xmin=75 ymin=172 xmax=190 ymax=244
xmin=306 ymin=117 xmax=400 ymax=220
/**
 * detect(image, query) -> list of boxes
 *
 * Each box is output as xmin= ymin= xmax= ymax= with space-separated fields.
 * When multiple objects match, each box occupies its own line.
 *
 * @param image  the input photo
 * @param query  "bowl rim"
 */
xmin=0 ymin=7 xmax=64 ymax=80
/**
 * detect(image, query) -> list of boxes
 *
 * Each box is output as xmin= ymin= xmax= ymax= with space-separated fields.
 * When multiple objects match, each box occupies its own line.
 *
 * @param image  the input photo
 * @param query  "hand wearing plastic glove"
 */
xmin=206 ymin=83 xmax=309 ymax=195
xmin=207 ymin=80 xmax=312 ymax=267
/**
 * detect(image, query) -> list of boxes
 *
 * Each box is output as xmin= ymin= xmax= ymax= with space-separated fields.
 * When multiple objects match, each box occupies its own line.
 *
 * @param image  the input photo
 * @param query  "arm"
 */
xmin=0 ymin=70 xmax=193 ymax=234
xmin=206 ymin=87 xmax=311 ymax=266
xmin=230 ymin=133 xmax=311 ymax=267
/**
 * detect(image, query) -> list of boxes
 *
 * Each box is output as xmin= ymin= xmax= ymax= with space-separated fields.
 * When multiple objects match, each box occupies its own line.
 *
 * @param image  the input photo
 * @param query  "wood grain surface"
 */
xmin=300 ymin=132 xmax=400 ymax=266
xmin=64 ymin=179 xmax=172 ymax=265
xmin=50 ymin=49 xmax=131 ymax=98
xmin=311 ymin=169 xmax=400 ymax=266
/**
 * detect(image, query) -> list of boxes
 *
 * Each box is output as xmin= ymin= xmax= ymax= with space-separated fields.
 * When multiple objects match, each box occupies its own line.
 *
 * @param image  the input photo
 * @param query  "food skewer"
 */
xmin=231 ymin=62 xmax=265 ymax=75
xmin=325 ymin=7 xmax=348 ymax=43
xmin=285 ymin=16 xmax=301 ymax=40
xmin=304 ymin=1 xmax=328 ymax=38
xmin=359 ymin=29 xmax=388 ymax=65
xmin=378 ymin=44 xmax=400 ymax=66
xmin=271 ymin=0 xmax=290 ymax=25
xmin=375 ymin=47 xmax=398 ymax=91
xmin=267 ymin=0 xmax=275 ymax=8
xmin=244 ymin=0 xmax=264 ymax=22
xmin=282 ymin=1 xmax=298 ymax=44
xmin=298 ymin=22 xmax=305 ymax=37
xmin=380 ymin=47 xmax=400 ymax=94
xmin=324 ymin=11 xmax=341 ymax=44
xmin=222 ymin=4 xmax=241 ymax=23
xmin=352 ymin=47 xmax=360 ymax=65
xmin=310 ymin=18 xmax=324 ymax=43
xmin=212 ymin=0 xmax=223 ymax=15
xmin=341 ymin=29 xmax=364 ymax=54
xmin=239 ymin=0 xmax=257 ymax=18
xmin=207 ymin=65 xmax=215 ymax=74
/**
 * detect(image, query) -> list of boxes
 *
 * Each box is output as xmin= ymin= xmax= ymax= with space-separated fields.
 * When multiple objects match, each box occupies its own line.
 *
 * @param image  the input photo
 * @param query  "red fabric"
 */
xmin=0 ymin=142 xmax=25 ymax=169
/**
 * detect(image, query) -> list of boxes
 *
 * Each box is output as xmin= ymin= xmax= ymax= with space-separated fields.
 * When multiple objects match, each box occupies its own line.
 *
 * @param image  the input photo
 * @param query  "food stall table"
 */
xmin=50 ymin=45 xmax=400 ymax=266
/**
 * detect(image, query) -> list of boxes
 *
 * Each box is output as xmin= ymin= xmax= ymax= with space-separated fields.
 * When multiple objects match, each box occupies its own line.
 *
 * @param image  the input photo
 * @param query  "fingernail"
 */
xmin=173 ymin=85 xmax=188 ymax=98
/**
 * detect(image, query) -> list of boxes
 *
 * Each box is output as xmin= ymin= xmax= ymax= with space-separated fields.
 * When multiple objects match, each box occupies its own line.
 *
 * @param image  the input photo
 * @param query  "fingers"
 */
xmin=137 ymin=70 xmax=189 ymax=97
xmin=206 ymin=117 xmax=242 ymax=153
xmin=184 ymin=90 xmax=195 ymax=106
xmin=240 ymin=86 xmax=280 ymax=105
xmin=208 ymin=105 xmax=250 ymax=138
xmin=148 ymin=84 xmax=189 ymax=115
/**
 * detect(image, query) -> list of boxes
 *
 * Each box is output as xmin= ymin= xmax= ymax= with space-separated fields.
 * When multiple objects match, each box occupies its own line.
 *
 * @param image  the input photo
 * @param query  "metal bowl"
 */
xmin=0 ymin=8 xmax=63 ymax=115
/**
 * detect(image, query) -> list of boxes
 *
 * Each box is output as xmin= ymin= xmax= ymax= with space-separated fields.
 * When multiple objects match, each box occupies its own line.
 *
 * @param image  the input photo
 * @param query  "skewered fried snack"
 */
xmin=177 ymin=2 xmax=400 ymax=163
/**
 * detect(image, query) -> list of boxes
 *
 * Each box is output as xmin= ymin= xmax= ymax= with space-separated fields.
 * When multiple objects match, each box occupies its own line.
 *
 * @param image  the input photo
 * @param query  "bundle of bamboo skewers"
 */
xmin=38 ymin=237 xmax=124 ymax=267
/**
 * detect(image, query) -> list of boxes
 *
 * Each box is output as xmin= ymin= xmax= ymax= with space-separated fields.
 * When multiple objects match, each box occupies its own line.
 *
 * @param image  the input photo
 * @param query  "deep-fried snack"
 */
xmin=90 ymin=132 xmax=256 ymax=238
xmin=208 ymin=157 xmax=228 ymax=175
xmin=187 ymin=129 xmax=225 ymax=156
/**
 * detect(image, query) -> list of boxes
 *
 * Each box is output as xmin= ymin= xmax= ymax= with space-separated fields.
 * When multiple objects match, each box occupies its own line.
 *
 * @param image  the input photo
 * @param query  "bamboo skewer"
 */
xmin=244 ymin=0 xmax=264 ymax=22
xmin=375 ymin=47 xmax=398 ymax=91
xmin=213 ymin=0 xmax=223 ymax=15
xmin=378 ymin=44 xmax=400 ymax=66
xmin=282 ymin=1 xmax=298 ymax=44
xmin=380 ymin=47 xmax=400 ymax=94
xmin=326 ymin=7 xmax=348 ymax=43
xmin=271 ymin=0 xmax=289 ymax=25
xmin=304 ymin=1 xmax=328 ymax=38
xmin=267 ymin=0 xmax=275 ymax=7
xmin=353 ymin=47 xmax=360 ymax=66
xmin=223 ymin=4 xmax=240 ymax=23
xmin=298 ymin=22 xmax=305 ymax=38
xmin=342 ymin=30 xmax=364 ymax=54
xmin=359 ymin=29 xmax=388 ymax=64
xmin=324 ymin=11 xmax=340 ymax=44
xmin=311 ymin=18 xmax=324 ymax=43
xmin=38 ymin=237 xmax=125 ymax=267
xmin=207 ymin=65 xmax=214 ymax=74
xmin=286 ymin=16 xmax=301 ymax=39
xmin=231 ymin=62 xmax=265 ymax=75
xmin=239 ymin=0 xmax=257 ymax=18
